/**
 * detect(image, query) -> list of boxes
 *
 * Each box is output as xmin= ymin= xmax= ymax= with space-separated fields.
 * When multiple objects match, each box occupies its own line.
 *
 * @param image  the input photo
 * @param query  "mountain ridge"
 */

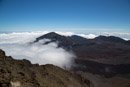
xmin=34 ymin=32 xmax=130 ymax=64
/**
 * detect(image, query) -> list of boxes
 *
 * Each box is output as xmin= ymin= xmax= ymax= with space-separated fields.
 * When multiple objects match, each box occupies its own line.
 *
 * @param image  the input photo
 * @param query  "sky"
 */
xmin=0 ymin=0 xmax=130 ymax=33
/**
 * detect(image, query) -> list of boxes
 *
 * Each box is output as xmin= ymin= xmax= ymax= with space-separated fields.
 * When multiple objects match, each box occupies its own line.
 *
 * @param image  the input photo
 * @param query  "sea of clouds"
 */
xmin=0 ymin=31 xmax=77 ymax=69
xmin=0 ymin=31 xmax=130 ymax=68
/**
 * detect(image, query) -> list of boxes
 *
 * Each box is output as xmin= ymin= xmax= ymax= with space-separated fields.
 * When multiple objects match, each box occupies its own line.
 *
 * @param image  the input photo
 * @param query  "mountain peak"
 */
xmin=34 ymin=32 xmax=74 ymax=48
xmin=43 ymin=32 xmax=61 ymax=37
xmin=34 ymin=32 xmax=63 ymax=42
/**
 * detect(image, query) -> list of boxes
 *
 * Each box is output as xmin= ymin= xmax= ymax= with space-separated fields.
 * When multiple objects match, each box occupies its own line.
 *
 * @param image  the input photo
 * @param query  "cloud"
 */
xmin=77 ymin=34 xmax=97 ymax=39
xmin=0 ymin=31 xmax=50 ymax=44
xmin=0 ymin=38 xmax=75 ymax=69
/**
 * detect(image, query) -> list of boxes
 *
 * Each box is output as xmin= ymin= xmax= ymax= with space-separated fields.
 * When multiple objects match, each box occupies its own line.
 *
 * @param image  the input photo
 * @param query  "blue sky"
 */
xmin=0 ymin=0 xmax=130 ymax=33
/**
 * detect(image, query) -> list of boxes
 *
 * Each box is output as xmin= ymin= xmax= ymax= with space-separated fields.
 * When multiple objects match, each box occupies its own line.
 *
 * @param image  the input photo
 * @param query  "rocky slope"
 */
xmin=0 ymin=49 xmax=90 ymax=87
xmin=74 ymin=59 xmax=130 ymax=77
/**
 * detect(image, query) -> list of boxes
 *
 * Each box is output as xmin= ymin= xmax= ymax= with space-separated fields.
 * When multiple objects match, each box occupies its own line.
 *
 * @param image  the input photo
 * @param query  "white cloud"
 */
xmin=77 ymin=34 xmax=97 ymax=39
xmin=0 ymin=39 xmax=75 ymax=69
xmin=55 ymin=31 xmax=74 ymax=36
xmin=0 ymin=31 xmax=49 ymax=44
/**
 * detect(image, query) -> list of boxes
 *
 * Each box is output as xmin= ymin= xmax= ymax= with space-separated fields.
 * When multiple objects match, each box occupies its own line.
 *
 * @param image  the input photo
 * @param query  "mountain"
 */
xmin=34 ymin=32 xmax=130 ymax=77
xmin=34 ymin=32 xmax=130 ymax=45
xmin=0 ymin=49 xmax=90 ymax=87
xmin=34 ymin=32 xmax=130 ymax=64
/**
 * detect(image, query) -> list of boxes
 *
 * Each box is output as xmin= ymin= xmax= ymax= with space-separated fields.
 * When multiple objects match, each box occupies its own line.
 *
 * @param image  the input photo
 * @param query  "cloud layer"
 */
xmin=0 ymin=31 xmax=130 ymax=68
xmin=0 ymin=31 xmax=98 ymax=44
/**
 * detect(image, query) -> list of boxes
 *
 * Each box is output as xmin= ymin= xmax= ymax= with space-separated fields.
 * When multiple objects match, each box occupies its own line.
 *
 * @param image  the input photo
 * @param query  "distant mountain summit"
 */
xmin=34 ymin=32 xmax=93 ymax=48
xmin=35 ymin=32 xmax=66 ymax=42
xmin=34 ymin=32 xmax=74 ymax=48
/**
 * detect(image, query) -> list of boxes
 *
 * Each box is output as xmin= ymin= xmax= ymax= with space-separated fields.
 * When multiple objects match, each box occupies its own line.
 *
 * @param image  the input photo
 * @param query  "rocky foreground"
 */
xmin=1 ymin=49 xmax=130 ymax=87
xmin=0 ymin=49 xmax=90 ymax=87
